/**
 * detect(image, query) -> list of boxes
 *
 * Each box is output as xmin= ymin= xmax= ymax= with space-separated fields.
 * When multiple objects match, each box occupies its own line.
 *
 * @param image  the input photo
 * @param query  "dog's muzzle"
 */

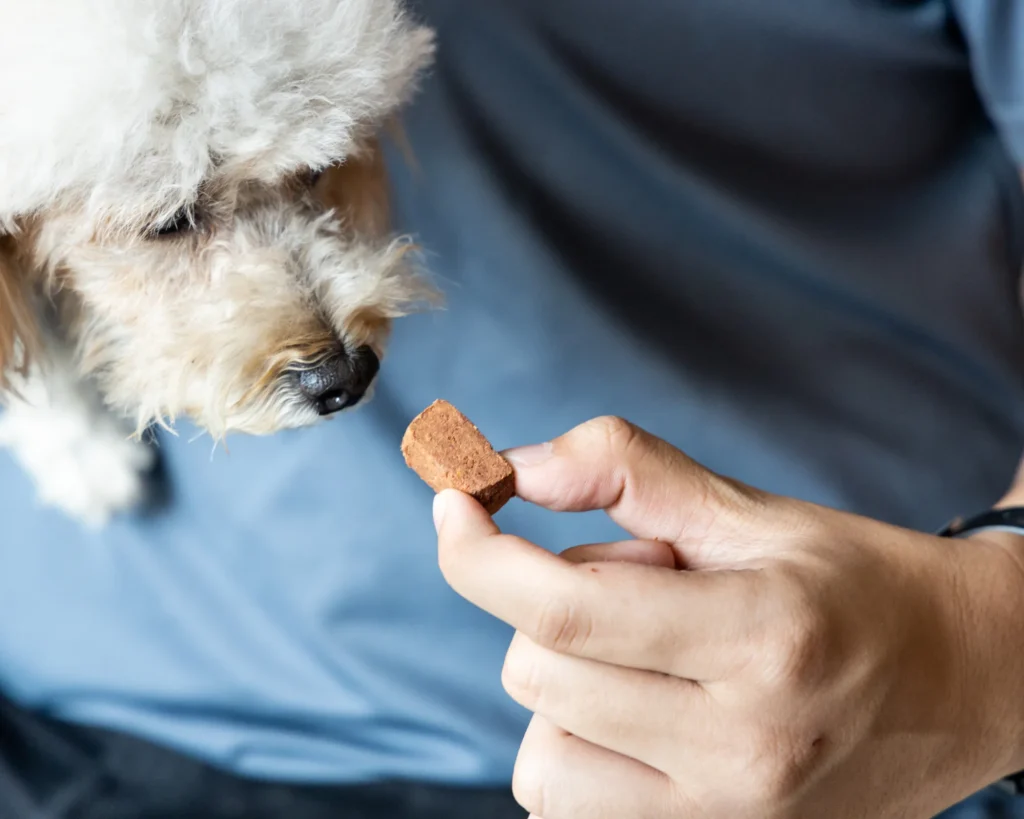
xmin=295 ymin=346 xmax=380 ymax=416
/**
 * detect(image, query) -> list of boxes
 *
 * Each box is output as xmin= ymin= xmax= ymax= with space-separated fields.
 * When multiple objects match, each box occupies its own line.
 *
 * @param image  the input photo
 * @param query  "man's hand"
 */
xmin=434 ymin=417 xmax=1024 ymax=819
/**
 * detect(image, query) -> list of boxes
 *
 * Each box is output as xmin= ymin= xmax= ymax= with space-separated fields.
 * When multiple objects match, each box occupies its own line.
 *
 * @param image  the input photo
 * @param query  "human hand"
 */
xmin=434 ymin=417 xmax=1024 ymax=818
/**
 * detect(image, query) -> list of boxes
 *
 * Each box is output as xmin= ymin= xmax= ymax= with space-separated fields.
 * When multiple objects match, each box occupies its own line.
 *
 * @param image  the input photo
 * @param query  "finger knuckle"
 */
xmin=776 ymin=618 xmax=824 ymax=688
xmin=512 ymin=751 xmax=553 ymax=817
xmin=741 ymin=728 xmax=828 ymax=804
xmin=580 ymin=415 xmax=640 ymax=455
xmin=533 ymin=593 xmax=592 ymax=655
xmin=744 ymin=756 xmax=798 ymax=804
xmin=501 ymin=645 xmax=544 ymax=710
xmin=762 ymin=570 xmax=829 ymax=688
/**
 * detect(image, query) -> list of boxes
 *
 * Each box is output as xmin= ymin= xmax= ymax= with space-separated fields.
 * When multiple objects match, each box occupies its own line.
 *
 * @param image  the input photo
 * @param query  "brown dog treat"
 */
xmin=401 ymin=400 xmax=515 ymax=515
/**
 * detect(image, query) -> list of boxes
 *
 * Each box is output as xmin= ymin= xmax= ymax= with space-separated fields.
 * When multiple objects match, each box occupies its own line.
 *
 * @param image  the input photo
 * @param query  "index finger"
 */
xmin=435 ymin=489 xmax=765 ymax=681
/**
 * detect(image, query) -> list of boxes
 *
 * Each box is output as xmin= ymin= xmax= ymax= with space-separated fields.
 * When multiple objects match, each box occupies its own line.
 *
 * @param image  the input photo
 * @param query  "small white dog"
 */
xmin=0 ymin=1 xmax=434 ymax=525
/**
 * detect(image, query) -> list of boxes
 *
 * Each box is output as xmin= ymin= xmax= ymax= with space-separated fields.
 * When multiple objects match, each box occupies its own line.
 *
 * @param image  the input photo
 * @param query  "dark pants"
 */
xmin=0 ymin=697 xmax=525 ymax=819
xmin=7 ymin=696 xmax=1024 ymax=819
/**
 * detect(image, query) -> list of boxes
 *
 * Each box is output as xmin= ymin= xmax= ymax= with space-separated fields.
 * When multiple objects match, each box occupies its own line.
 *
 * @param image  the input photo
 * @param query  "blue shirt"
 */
xmin=3 ymin=0 xmax=1024 ymax=794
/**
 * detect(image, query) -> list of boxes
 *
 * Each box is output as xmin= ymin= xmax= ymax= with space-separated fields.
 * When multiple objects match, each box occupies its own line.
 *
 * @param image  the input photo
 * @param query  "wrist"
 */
xmin=952 ymin=531 xmax=1024 ymax=781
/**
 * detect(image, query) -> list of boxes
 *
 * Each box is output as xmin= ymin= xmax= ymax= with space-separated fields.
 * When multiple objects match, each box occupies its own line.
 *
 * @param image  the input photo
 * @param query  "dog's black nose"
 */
xmin=296 ymin=346 xmax=380 ymax=416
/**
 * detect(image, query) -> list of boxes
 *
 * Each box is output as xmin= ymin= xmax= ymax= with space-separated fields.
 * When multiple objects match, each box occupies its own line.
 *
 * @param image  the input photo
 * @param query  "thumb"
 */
xmin=504 ymin=416 xmax=771 ymax=562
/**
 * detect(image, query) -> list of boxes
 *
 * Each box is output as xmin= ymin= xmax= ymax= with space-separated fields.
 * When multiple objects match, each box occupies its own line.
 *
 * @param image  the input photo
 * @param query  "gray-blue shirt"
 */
xmin=1 ymin=0 xmax=1024 ymax=796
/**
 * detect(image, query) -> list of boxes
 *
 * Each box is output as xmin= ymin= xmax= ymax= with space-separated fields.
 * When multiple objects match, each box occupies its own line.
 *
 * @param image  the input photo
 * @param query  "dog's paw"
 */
xmin=0 ymin=392 xmax=157 ymax=528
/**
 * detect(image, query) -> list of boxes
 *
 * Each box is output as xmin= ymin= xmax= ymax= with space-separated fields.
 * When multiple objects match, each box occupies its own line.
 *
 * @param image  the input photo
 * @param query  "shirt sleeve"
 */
xmin=950 ymin=0 xmax=1024 ymax=165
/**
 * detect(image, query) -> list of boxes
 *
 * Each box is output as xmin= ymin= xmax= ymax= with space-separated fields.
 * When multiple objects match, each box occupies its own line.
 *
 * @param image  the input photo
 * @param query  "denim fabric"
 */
xmin=0 ymin=696 xmax=525 ymax=819
xmin=942 ymin=788 xmax=1024 ymax=819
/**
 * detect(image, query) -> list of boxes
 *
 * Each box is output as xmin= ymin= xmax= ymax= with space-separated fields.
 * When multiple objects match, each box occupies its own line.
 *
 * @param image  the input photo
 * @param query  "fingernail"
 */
xmin=503 ymin=442 xmax=554 ymax=467
xmin=432 ymin=491 xmax=448 ymax=533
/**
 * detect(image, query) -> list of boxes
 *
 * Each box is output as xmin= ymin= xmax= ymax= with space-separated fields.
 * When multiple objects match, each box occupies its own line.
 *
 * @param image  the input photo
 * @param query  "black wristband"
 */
xmin=938 ymin=507 xmax=1024 ymax=540
xmin=996 ymin=773 xmax=1024 ymax=797
xmin=938 ymin=506 xmax=1024 ymax=795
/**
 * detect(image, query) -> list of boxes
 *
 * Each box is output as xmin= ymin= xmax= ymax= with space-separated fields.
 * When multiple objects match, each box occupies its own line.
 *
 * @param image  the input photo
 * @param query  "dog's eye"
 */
xmin=151 ymin=207 xmax=194 ymax=238
xmin=308 ymin=168 xmax=325 ymax=187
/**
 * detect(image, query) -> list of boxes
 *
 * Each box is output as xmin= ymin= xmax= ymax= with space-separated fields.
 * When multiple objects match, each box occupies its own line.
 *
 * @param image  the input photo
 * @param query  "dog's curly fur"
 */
xmin=0 ymin=0 xmax=434 ymax=524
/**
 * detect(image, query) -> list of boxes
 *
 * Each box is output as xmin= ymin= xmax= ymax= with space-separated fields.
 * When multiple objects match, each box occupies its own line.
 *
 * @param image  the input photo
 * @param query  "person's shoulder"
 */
xmin=949 ymin=0 xmax=1024 ymax=165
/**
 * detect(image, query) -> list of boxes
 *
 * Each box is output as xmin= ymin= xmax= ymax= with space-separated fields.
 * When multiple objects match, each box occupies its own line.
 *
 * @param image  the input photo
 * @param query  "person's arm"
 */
xmin=436 ymin=417 xmax=1024 ymax=818
xmin=994 ymin=454 xmax=1024 ymax=509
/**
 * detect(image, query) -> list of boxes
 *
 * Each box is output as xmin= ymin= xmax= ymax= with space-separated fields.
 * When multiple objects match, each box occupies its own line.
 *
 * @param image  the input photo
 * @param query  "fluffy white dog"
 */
xmin=0 ymin=1 xmax=435 ymax=525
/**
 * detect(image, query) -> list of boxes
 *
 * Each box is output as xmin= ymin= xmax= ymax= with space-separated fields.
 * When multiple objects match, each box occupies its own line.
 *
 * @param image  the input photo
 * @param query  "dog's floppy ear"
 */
xmin=0 ymin=231 xmax=39 ymax=388
xmin=317 ymin=137 xmax=392 ymax=238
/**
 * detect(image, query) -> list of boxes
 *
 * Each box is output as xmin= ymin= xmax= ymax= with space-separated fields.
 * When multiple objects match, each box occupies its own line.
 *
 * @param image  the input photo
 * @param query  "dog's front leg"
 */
xmin=0 ymin=345 xmax=161 ymax=528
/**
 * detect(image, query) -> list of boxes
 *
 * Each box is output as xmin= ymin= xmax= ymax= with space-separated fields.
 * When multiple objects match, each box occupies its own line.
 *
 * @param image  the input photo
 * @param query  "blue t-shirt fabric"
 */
xmin=952 ymin=0 xmax=1024 ymax=163
xmin=3 ymin=0 xmax=1024 ymax=813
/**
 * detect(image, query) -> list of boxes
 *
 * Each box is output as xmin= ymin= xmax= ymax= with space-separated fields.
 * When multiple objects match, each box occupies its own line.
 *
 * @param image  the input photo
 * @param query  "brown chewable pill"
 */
xmin=401 ymin=399 xmax=515 ymax=515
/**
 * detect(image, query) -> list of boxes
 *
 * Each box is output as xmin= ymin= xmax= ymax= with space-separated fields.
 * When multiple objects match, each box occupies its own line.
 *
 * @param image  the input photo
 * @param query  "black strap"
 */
xmin=938 ymin=506 xmax=1024 ymax=539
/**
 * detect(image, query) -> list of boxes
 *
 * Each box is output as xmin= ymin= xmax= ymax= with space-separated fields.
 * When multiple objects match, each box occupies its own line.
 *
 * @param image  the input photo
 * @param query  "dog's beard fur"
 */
xmin=0 ymin=0 xmax=435 ymax=439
